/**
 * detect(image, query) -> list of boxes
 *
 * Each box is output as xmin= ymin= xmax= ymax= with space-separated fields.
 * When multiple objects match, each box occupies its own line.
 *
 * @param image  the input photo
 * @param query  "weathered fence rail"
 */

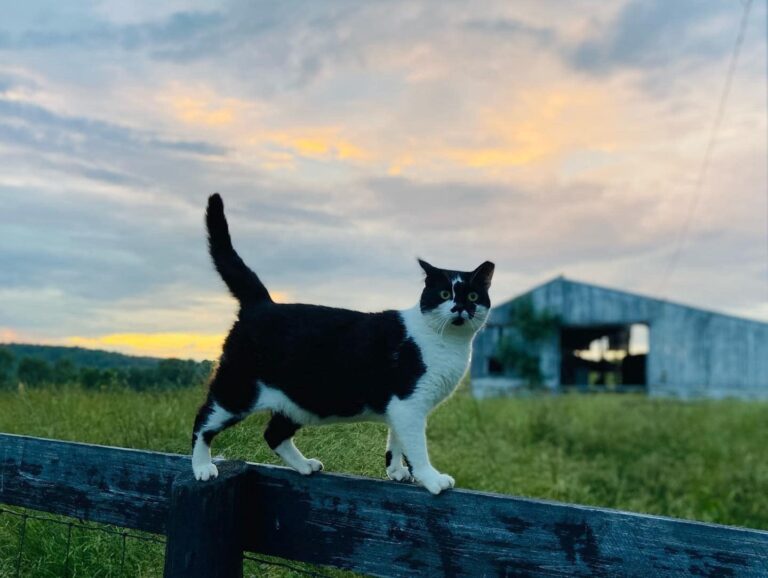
xmin=2 ymin=432 xmax=767 ymax=577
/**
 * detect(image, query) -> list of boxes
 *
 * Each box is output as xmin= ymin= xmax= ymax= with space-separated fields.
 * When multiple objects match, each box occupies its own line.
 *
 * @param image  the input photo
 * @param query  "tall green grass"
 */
xmin=1 ymin=386 xmax=767 ymax=576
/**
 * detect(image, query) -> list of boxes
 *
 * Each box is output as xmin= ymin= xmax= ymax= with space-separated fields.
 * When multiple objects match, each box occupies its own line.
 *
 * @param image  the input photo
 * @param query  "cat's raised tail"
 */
xmin=206 ymin=193 xmax=272 ymax=304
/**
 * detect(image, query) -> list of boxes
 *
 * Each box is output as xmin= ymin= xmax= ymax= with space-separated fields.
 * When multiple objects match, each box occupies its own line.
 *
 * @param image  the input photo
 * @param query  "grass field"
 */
xmin=1 ymin=385 xmax=767 ymax=576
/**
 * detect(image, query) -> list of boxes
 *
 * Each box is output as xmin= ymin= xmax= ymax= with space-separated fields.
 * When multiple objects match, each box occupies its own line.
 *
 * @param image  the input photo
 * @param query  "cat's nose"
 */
xmin=451 ymin=304 xmax=464 ymax=315
xmin=451 ymin=304 xmax=475 ymax=319
xmin=451 ymin=305 xmax=472 ymax=320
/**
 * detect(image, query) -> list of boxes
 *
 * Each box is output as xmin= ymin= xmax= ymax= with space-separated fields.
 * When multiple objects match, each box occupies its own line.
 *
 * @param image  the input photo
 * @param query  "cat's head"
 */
xmin=417 ymin=259 xmax=494 ymax=334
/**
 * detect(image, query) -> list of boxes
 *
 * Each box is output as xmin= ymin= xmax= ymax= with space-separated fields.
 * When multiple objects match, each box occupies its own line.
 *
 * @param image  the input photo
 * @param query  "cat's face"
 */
xmin=418 ymin=259 xmax=494 ymax=334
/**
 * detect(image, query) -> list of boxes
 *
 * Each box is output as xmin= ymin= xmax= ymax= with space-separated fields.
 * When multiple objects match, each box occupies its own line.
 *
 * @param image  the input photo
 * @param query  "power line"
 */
xmin=658 ymin=0 xmax=754 ymax=295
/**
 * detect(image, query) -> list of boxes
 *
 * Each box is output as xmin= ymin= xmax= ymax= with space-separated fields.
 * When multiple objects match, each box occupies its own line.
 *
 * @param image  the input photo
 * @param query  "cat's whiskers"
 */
xmin=194 ymin=195 xmax=496 ymax=495
xmin=436 ymin=314 xmax=451 ymax=340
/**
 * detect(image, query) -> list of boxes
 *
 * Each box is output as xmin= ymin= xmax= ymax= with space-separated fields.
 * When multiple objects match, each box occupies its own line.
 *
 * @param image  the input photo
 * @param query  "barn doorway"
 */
xmin=560 ymin=323 xmax=648 ymax=391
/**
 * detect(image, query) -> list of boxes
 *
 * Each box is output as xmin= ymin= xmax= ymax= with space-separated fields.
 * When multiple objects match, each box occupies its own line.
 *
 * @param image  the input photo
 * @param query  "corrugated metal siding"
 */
xmin=473 ymin=277 xmax=768 ymax=399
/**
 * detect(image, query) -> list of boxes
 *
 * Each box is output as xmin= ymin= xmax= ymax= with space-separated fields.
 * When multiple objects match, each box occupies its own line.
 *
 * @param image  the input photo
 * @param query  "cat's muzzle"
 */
xmin=450 ymin=308 xmax=474 ymax=326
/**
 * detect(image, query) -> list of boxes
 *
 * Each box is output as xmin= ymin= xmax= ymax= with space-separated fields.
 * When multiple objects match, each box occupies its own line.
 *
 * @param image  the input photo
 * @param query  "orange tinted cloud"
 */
xmin=174 ymin=97 xmax=235 ymax=126
xmin=162 ymin=85 xmax=253 ymax=127
xmin=0 ymin=327 xmax=21 ymax=342
xmin=270 ymin=129 xmax=369 ymax=161
xmin=448 ymin=87 xmax=618 ymax=170
xmin=160 ymin=85 xmax=369 ymax=167
xmin=387 ymin=154 xmax=415 ymax=175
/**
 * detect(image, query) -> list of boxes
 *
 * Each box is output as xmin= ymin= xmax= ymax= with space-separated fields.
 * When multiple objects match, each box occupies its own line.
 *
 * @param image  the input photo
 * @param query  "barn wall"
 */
xmin=649 ymin=304 xmax=768 ymax=398
xmin=472 ymin=278 xmax=768 ymax=399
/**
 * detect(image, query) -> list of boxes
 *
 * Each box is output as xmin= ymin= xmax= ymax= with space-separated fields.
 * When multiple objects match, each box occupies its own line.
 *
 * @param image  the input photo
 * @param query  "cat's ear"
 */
xmin=418 ymin=258 xmax=439 ymax=277
xmin=471 ymin=261 xmax=495 ymax=289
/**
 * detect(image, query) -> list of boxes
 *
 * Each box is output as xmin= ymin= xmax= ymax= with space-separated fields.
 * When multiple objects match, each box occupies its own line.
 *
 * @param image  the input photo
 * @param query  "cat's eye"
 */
xmin=439 ymin=290 xmax=451 ymax=300
xmin=468 ymin=292 xmax=479 ymax=302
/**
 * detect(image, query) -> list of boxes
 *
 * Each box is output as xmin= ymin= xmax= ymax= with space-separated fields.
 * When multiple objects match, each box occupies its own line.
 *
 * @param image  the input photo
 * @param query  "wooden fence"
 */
xmin=1 ymin=432 xmax=767 ymax=577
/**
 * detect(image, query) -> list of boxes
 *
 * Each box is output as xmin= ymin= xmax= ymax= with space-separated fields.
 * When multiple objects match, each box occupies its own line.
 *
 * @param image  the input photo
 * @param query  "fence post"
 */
xmin=163 ymin=461 xmax=250 ymax=578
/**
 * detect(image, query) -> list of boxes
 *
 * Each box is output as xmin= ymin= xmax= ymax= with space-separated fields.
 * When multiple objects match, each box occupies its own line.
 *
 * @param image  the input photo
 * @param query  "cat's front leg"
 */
xmin=385 ymin=428 xmax=414 ymax=482
xmin=386 ymin=399 xmax=454 ymax=495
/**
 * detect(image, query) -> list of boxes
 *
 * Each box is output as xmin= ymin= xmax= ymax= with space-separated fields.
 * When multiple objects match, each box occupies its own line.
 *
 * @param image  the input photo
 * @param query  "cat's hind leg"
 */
xmin=191 ymin=396 xmax=244 ymax=481
xmin=385 ymin=428 xmax=414 ymax=482
xmin=192 ymin=360 xmax=258 ymax=481
xmin=264 ymin=413 xmax=323 ymax=475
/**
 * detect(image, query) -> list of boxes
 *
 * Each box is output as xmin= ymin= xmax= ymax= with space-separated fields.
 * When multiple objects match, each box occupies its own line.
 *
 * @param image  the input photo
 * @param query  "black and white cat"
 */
xmin=192 ymin=194 xmax=494 ymax=494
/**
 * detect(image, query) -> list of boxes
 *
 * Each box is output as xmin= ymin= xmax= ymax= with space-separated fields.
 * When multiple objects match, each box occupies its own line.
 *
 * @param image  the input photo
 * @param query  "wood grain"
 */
xmin=2 ymin=433 xmax=767 ymax=577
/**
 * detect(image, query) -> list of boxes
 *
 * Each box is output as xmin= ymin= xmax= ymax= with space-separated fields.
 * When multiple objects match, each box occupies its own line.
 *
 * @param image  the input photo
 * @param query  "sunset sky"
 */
xmin=1 ymin=0 xmax=766 ymax=360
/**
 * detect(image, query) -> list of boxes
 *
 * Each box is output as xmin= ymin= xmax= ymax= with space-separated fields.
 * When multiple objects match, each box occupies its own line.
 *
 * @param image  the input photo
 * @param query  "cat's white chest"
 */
xmin=421 ymin=338 xmax=471 ymax=401
xmin=400 ymin=308 xmax=473 ymax=408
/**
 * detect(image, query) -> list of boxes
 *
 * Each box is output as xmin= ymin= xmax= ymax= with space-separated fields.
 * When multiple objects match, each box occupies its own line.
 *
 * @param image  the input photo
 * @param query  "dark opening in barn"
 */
xmin=560 ymin=323 xmax=649 ymax=390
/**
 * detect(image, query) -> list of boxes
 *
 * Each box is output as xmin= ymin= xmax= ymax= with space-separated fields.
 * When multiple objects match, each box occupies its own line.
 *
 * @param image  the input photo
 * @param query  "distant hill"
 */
xmin=0 ymin=343 xmax=163 ymax=369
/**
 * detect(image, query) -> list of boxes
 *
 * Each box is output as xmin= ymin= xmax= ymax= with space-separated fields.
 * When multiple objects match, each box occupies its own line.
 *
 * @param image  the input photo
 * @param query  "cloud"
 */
xmin=0 ymin=0 xmax=765 ymax=358
xmin=170 ymin=96 xmax=236 ymax=126
xmin=0 ymin=10 xmax=226 ymax=54
xmin=0 ymin=70 xmax=38 ymax=95
xmin=357 ymin=175 xmax=663 ymax=261
xmin=445 ymin=86 xmax=618 ymax=170
xmin=462 ymin=17 xmax=556 ymax=44
xmin=268 ymin=129 xmax=369 ymax=162
xmin=0 ymin=97 xmax=228 ymax=157
xmin=0 ymin=185 xmax=210 ymax=302
xmin=150 ymin=138 xmax=228 ymax=156
xmin=569 ymin=0 xmax=739 ymax=73
xmin=0 ymin=4 xmax=345 ymax=91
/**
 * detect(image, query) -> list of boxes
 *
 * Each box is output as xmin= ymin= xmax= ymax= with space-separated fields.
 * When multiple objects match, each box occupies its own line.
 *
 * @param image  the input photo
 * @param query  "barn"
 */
xmin=471 ymin=277 xmax=768 ymax=399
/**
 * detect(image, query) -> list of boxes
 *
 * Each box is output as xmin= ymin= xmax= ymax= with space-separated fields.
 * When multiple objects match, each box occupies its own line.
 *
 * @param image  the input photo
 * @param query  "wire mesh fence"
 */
xmin=242 ymin=553 xmax=342 ymax=577
xmin=0 ymin=505 xmax=165 ymax=577
xmin=1 ymin=505 xmax=358 ymax=578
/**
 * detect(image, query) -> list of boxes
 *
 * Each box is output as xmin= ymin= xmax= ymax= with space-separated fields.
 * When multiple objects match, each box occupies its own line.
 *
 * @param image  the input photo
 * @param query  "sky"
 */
xmin=0 ymin=0 xmax=766 ymax=360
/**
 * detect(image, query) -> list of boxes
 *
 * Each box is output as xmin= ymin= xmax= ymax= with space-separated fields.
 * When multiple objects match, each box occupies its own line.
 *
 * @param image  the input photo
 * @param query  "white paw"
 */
xmin=307 ymin=458 xmax=324 ymax=472
xmin=387 ymin=463 xmax=414 ymax=482
xmin=294 ymin=458 xmax=324 ymax=475
xmin=417 ymin=471 xmax=455 ymax=495
xmin=193 ymin=461 xmax=218 ymax=481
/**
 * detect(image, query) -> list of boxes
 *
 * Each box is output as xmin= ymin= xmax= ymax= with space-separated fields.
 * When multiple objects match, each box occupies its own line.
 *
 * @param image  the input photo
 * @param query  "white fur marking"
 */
xmin=400 ymin=305 xmax=476 ymax=407
xmin=192 ymin=403 xmax=234 ymax=481
xmin=386 ymin=428 xmax=413 ymax=482
xmin=387 ymin=397 xmax=455 ymax=494
xmin=383 ymin=304 xmax=488 ymax=494
xmin=274 ymin=439 xmax=323 ymax=475
xmin=252 ymin=384 xmax=319 ymax=424
xmin=252 ymin=383 xmax=383 ymax=425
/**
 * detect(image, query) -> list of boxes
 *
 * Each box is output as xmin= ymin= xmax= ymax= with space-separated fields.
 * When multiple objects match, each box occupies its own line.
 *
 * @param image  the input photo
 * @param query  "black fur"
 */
xmin=385 ymin=450 xmax=393 ymax=468
xmin=207 ymin=193 xmax=272 ymax=304
xmin=192 ymin=396 xmax=213 ymax=446
xmin=264 ymin=413 xmax=301 ymax=450
xmin=202 ymin=415 xmax=242 ymax=445
xmin=193 ymin=195 xmax=494 ymax=470
xmin=193 ymin=194 xmax=429 ymax=452
xmin=418 ymin=259 xmax=493 ymax=325
xmin=193 ymin=393 xmax=244 ymax=445
xmin=230 ymin=305 xmax=426 ymax=417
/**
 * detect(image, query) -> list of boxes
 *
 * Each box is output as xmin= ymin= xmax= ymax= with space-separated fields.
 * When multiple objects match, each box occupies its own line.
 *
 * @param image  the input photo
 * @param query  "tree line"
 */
xmin=0 ymin=347 xmax=214 ymax=391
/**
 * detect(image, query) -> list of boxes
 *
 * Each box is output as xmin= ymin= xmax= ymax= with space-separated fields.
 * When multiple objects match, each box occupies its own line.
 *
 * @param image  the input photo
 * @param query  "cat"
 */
xmin=191 ymin=193 xmax=494 ymax=494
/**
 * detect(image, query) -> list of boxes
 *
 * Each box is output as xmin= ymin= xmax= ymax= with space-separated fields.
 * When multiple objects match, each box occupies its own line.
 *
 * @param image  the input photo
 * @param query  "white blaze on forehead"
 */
xmin=451 ymin=275 xmax=461 ymax=297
